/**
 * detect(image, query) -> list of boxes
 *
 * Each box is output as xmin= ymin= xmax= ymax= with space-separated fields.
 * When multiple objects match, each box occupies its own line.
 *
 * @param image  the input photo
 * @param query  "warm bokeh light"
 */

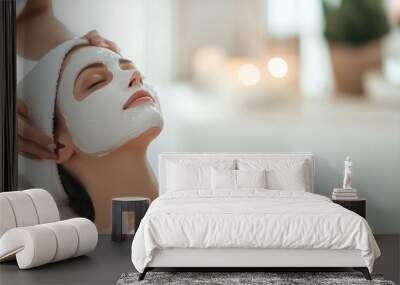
xmin=193 ymin=47 xmax=226 ymax=75
xmin=238 ymin=64 xmax=260 ymax=86
xmin=267 ymin=57 xmax=288 ymax=78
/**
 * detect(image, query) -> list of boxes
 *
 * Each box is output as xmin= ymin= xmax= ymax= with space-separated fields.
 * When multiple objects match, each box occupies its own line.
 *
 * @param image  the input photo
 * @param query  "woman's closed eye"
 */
xmin=85 ymin=74 xmax=108 ymax=90
xmin=74 ymin=64 xmax=113 ymax=101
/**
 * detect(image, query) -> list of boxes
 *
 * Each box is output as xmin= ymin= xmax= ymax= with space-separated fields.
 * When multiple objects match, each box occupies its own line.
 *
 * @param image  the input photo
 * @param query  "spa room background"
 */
xmin=16 ymin=0 xmax=400 ymax=235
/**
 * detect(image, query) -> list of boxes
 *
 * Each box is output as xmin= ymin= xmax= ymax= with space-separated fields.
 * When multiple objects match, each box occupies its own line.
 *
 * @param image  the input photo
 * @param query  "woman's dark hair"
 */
xmin=54 ymin=50 xmax=95 ymax=222
xmin=57 ymin=165 xmax=95 ymax=222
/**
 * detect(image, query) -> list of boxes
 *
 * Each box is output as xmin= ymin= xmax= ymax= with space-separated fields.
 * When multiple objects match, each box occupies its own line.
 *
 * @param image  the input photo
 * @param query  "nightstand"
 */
xmin=111 ymin=197 xmax=150 ymax=242
xmin=332 ymin=198 xmax=366 ymax=218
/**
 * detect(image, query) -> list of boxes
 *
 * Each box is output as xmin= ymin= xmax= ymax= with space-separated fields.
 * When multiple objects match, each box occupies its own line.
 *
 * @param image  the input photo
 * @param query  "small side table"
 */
xmin=332 ymin=198 xmax=366 ymax=218
xmin=112 ymin=197 xmax=150 ymax=242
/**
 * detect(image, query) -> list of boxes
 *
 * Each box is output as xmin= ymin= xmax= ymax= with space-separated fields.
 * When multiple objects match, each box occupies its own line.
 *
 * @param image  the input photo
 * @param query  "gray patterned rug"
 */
xmin=116 ymin=272 xmax=396 ymax=285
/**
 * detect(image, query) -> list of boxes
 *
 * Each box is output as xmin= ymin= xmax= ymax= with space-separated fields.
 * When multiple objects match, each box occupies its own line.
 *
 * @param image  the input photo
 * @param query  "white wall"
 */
xmin=161 ymin=87 xmax=400 ymax=234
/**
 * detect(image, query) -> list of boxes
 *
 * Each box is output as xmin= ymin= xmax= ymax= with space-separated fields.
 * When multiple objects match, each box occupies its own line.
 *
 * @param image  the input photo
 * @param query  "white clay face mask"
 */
xmin=58 ymin=46 xmax=163 ymax=155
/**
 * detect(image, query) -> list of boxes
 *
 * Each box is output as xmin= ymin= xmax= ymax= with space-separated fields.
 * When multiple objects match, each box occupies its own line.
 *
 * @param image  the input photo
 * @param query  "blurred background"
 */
xmin=17 ymin=0 xmax=400 ymax=233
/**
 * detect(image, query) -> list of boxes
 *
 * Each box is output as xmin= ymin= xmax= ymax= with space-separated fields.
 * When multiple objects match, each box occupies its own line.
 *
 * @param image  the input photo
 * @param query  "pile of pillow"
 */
xmin=166 ymin=158 xmax=309 ymax=192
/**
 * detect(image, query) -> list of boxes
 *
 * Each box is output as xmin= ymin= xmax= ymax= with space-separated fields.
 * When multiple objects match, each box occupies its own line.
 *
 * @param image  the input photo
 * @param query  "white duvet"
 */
xmin=131 ymin=190 xmax=380 ymax=273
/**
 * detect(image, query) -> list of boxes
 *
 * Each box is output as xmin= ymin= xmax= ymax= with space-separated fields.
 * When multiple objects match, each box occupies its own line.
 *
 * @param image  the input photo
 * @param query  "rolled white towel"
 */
xmin=0 ymin=225 xmax=57 ymax=268
xmin=0 ymin=196 xmax=17 ymax=237
xmin=0 ymin=189 xmax=60 ymax=238
xmin=63 ymin=218 xmax=98 ymax=257
xmin=23 ymin=189 xmax=60 ymax=224
xmin=42 ymin=221 xmax=79 ymax=262
xmin=0 ymin=218 xmax=97 ymax=269
xmin=0 ymin=191 xmax=39 ymax=227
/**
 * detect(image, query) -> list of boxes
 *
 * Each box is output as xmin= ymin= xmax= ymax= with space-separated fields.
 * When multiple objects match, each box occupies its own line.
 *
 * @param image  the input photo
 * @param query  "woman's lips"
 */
xmin=123 ymin=90 xmax=154 ymax=110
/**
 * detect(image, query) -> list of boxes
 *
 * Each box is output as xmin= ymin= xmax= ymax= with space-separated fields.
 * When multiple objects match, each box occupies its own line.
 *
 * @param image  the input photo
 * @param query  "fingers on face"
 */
xmin=90 ymin=35 xmax=104 ymax=46
xmin=17 ymin=117 xmax=54 ymax=148
xmin=17 ymin=99 xmax=57 ymax=160
xmin=85 ymin=29 xmax=99 ymax=40
xmin=18 ymin=151 xmax=42 ymax=161
xmin=18 ymin=136 xmax=58 ymax=160
xmin=84 ymin=30 xmax=103 ymax=46
xmin=105 ymin=40 xmax=120 ymax=54
xmin=86 ymin=30 xmax=106 ymax=46
xmin=84 ymin=30 xmax=121 ymax=54
xmin=17 ymin=97 xmax=29 ymax=119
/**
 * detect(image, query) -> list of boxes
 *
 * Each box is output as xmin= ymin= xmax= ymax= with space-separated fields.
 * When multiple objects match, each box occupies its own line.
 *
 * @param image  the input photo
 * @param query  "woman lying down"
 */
xmin=18 ymin=39 xmax=163 ymax=233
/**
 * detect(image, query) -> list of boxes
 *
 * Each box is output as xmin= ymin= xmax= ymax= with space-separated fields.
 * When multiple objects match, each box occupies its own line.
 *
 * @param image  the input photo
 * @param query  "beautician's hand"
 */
xmin=17 ymin=97 xmax=57 ymax=160
xmin=83 ymin=30 xmax=120 ymax=54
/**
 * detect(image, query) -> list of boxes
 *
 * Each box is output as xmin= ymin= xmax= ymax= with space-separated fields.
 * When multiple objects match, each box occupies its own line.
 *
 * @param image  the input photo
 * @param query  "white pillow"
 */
xmin=236 ymin=169 xmax=267 ymax=189
xmin=211 ymin=169 xmax=267 ymax=190
xmin=238 ymin=159 xmax=307 ymax=191
xmin=211 ymin=168 xmax=236 ymax=190
xmin=167 ymin=163 xmax=211 ymax=191
xmin=166 ymin=160 xmax=235 ymax=192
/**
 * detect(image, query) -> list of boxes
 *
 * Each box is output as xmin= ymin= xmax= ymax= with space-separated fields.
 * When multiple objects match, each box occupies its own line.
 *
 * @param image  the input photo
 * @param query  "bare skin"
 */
xmin=53 ymin=47 xmax=161 ymax=233
xmin=17 ymin=0 xmax=119 ymax=160
xmin=56 ymin=111 xmax=160 ymax=233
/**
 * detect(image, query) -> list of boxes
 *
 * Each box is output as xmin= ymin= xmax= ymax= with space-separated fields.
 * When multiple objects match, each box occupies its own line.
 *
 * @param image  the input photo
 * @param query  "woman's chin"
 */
xmin=136 ymin=125 xmax=162 ymax=142
xmin=115 ymin=126 xmax=162 ymax=152
xmin=76 ymin=125 xmax=163 ymax=158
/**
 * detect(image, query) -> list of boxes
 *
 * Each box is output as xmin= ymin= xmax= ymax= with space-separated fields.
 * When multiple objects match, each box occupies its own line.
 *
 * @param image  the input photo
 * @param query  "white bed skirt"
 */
xmin=148 ymin=248 xmax=366 ymax=268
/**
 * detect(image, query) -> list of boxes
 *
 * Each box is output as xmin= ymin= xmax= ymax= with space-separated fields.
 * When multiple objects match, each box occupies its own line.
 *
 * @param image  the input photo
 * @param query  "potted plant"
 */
xmin=323 ymin=0 xmax=390 ymax=95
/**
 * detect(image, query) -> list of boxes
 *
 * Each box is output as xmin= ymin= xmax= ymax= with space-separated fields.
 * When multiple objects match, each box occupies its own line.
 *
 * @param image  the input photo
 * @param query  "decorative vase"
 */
xmin=329 ymin=39 xmax=383 ymax=95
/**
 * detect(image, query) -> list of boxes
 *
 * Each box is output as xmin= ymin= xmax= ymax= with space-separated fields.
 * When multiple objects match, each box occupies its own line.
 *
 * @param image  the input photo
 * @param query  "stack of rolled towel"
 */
xmin=0 ymin=189 xmax=97 ymax=269
xmin=332 ymin=188 xmax=359 ymax=200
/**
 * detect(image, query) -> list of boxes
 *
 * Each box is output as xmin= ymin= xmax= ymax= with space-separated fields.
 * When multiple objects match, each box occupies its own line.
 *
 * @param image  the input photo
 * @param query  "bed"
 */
xmin=131 ymin=153 xmax=380 ymax=280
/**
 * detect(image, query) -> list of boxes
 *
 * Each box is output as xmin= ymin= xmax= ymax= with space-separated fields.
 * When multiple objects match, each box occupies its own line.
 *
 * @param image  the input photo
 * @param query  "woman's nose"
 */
xmin=129 ymin=70 xmax=143 ymax=87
